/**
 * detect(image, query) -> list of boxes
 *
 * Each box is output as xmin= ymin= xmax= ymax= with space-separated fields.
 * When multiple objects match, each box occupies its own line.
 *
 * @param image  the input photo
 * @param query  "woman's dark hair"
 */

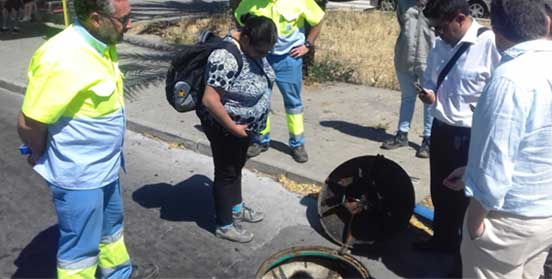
xmin=423 ymin=0 xmax=469 ymax=21
xmin=491 ymin=0 xmax=549 ymax=43
xmin=240 ymin=14 xmax=278 ymax=55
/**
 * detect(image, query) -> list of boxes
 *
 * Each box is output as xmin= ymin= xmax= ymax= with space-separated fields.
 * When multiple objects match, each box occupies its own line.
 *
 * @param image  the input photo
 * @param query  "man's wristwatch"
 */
xmin=304 ymin=41 xmax=313 ymax=49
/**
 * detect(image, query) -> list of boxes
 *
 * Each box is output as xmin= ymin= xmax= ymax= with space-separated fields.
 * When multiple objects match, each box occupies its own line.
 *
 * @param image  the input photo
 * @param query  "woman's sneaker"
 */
xmin=215 ymin=223 xmax=254 ymax=243
xmin=233 ymin=204 xmax=264 ymax=223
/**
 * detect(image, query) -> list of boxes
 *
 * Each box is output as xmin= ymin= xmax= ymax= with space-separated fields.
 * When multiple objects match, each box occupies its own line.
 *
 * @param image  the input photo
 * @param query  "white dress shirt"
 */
xmin=422 ymin=19 xmax=501 ymax=127
xmin=464 ymin=40 xmax=552 ymax=218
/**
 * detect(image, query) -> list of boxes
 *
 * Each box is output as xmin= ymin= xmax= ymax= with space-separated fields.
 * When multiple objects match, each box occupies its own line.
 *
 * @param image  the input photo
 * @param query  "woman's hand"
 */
xmin=232 ymin=124 xmax=249 ymax=138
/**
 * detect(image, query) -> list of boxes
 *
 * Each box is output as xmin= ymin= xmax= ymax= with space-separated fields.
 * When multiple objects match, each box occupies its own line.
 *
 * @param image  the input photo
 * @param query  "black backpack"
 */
xmin=165 ymin=31 xmax=244 ymax=113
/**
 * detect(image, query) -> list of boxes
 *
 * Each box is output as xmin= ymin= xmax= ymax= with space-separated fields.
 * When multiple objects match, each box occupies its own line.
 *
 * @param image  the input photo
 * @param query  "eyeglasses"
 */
xmin=100 ymin=13 xmax=131 ymax=27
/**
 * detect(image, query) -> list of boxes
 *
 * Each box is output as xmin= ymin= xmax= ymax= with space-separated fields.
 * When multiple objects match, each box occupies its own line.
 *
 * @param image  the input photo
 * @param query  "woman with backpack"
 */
xmin=198 ymin=14 xmax=277 ymax=243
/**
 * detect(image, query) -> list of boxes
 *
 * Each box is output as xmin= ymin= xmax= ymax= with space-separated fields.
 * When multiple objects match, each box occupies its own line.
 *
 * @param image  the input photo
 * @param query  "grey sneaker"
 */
xmin=233 ymin=203 xmax=264 ymax=223
xmin=130 ymin=263 xmax=159 ymax=279
xmin=291 ymin=145 xmax=308 ymax=163
xmin=247 ymin=143 xmax=269 ymax=158
xmin=381 ymin=131 xmax=408 ymax=150
xmin=215 ymin=223 xmax=254 ymax=243
xmin=416 ymin=136 xmax=430 ymax=158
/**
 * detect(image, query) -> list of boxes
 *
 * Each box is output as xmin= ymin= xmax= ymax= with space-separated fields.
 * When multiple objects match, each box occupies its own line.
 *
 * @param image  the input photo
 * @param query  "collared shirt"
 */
xmin=21 ymin=22 xmax=126 ymax=190
xmin=422 ymin=19 xmax=501 ymax=127
xmin=464 ymin=40 xmax=552 ymax=218
xmin=394 ymin=0 xmax=435 ymax=77
xmin=234 ymin=0 xmax=325 ymax=55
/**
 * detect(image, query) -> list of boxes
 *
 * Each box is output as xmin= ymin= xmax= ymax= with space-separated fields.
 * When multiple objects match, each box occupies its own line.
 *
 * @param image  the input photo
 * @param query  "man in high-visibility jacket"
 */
xmin=16 ymin=0 xmax=157 ymax=277
xmin=235 ymin=0 xmax=325 ymax=163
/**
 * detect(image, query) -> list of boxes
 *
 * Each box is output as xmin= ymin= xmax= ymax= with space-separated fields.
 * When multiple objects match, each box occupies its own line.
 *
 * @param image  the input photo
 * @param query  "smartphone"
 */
xmin=413 ymin=81 xmax=425 ymax=93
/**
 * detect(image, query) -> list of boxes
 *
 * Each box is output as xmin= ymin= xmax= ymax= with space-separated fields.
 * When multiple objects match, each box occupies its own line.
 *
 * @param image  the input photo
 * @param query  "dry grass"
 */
xmin=131 ymin=9 xmax=400 ymax=90
xmin=277 ymin=175 xmax=322 ymax=196
xmin=315 ymin=10 xmax=399 ymax=89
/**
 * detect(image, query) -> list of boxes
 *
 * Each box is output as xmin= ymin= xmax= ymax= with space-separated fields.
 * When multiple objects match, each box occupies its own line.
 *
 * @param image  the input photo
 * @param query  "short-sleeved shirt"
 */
xmin=199 ymin=39 xmax=275 ymax=135
xmin=21 ymin=23 xmax=125 ymax=190
xmin=235 ymin=0 xmax=325 ymax=55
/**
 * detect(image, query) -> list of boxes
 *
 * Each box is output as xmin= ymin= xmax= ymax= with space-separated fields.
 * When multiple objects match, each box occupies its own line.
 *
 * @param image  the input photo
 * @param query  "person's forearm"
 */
xmin=306 ymin=22 xmax=322 ymax=44
xmin=466 ymin=198 xmax=488 ymax=237
xmin=202 ymin=89 xmax=238 ymax=134
xmin=17 ymin=112 xmax=47 ymax=160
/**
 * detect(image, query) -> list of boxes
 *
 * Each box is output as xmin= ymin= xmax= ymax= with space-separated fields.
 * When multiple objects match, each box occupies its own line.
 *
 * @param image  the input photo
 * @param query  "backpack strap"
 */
xmin=219 ymin=40 xmax=272 ymax=89
xmin=219 ymin=41 xmax=244 ymax=79
xmin=436 ymin=27 xmax=490 ymax=90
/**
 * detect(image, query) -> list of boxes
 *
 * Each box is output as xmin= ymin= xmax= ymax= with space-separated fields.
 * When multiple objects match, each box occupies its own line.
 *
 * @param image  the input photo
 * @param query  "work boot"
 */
xmin=381 ymin=131 xmax=408 ymax=150
xmin=130 ymin=263 xmax=159 ymax=279
xmin=416 ymin=136 xmax=430 ymax=158
xmin=215 ymin=223 xmax=254 ymax=243
xmin=291 ymin=145 xmax=308 ymax=163
xmin=247 ymin=143 xmax=269 ymax=158
xmin=233 ymin=203 xmax=264 ymax=223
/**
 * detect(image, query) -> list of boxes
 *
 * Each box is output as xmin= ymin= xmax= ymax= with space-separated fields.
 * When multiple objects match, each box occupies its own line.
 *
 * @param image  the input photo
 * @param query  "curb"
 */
xmin=0 ymin=78 xmax=324 ymax=187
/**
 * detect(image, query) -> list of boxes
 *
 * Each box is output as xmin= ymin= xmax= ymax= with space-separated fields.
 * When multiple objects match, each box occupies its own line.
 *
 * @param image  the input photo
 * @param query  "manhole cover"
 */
xmin=256 ymin=246 xmax=372 ymax=279
xmin=318 ymin=155 xmax=415 ymax=248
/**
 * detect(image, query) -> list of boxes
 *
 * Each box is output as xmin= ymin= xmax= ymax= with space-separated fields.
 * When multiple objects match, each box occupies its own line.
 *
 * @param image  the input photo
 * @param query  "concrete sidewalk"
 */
xmin=0 ymin=23 xmax=431 ymax=203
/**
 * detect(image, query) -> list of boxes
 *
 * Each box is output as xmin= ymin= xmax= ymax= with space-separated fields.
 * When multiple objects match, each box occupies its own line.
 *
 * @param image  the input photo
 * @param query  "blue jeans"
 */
xmin=50 ymin=179 xmax=132 ymax=278
xmin=257 ymin=53 xmax=304 ymax=148
xmin=396 ymin=70 xmax=433 ymax=137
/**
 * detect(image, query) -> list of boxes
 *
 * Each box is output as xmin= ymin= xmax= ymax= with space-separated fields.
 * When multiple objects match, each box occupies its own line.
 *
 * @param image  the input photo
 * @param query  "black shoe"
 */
xmin=291 ymin=145 xmax=308 ymax=163
xmin=416 ymin=136 xmax=430 ymax=158
xmin=247 ymin=143 xmax=269 ymax=158
xmin=130 ymin=263 xmax=159 ymax=278
xmin=381 ymin=131 xmax=408 ymax=150
xmin=0 ymin=27 xmax=8 ymax=32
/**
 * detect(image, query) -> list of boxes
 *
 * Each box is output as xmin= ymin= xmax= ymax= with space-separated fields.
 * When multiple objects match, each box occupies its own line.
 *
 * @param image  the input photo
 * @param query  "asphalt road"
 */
xmin=0 ymin=89 xmax=412 ymax=278
xmin=0 ymin=88 xmax=458 ymax=278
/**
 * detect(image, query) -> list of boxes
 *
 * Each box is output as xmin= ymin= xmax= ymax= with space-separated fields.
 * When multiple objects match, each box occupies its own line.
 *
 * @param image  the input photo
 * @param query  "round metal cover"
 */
xmin=256 ymin=246 xmax=372 ymax=279
xmin=318 ymin=155 xmax=415 ymax=248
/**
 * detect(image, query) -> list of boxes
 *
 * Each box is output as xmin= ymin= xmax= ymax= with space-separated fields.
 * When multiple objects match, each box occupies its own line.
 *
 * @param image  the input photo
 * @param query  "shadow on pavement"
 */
xmin=320 ymin=120 xmax=422 ymax=150
xmin=351 ymin=227 xmax=457 ymax=278
xmin=268 ymin=140 xmax=290 ymax=156
xmin=12 ymin=225 xmax=58 ymax=278
xmin=299 ymin=194 xmax=455 ymax=278
xmin=131 ymin=0 xmax=227 ymax=21
xmin=0 ymin=22 xmax=62 ymax=41
xmin=299 ymin=195 xmax=327 ymax=240
xmin=320 ymin=120 xmax=393 ymax=142
xmin=132 ymin=174 xmax=216 ymax=233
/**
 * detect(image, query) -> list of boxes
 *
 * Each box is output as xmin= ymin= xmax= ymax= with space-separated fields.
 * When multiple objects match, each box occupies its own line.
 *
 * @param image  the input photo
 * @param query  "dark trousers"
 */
xmin=203 ymin=121 xmax=249 ymax=226
xmin=429 ymin=119 xmax=471 ymax=251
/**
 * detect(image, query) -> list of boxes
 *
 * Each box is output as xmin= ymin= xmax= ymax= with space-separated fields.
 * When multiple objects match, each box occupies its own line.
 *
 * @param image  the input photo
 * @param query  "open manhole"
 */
xmin=257 ymin=155 xmax=415 ymax=278
xmin=256 ymin=246 xmax=373 ymax=279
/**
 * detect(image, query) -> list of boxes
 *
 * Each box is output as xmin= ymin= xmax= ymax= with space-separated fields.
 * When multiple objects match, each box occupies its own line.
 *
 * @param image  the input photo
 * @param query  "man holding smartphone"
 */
xmin=414 ymin=0 xmax=500 ymax=275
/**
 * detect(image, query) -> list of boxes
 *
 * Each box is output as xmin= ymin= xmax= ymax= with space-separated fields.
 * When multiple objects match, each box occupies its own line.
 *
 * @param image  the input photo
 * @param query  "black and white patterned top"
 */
xmin=200 ymin=38 xmax=275 ymax=135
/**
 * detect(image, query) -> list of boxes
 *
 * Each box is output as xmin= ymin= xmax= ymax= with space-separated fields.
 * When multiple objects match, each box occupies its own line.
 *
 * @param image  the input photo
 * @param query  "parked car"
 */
xmin=368 ymin=0 xmax=490 ymax=18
